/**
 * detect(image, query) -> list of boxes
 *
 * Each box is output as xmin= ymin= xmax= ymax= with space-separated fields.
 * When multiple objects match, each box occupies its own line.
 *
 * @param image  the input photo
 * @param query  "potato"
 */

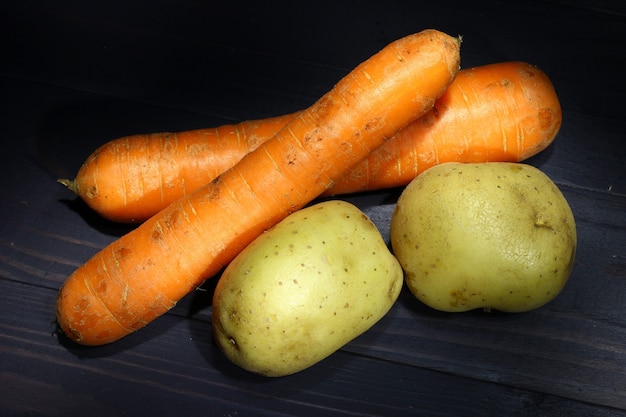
xmin=212 ymin=200 xmax=403 ymax=377
xmin=390 ymin=162 xmax=576 ymax=313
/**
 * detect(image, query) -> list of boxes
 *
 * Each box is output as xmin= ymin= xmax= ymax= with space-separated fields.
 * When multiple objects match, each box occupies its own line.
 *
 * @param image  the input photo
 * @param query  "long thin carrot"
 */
xmin=59 ymin=61 xmax=560 ymax=223
xmin=56 ymin=29 xmax=461 ymax=345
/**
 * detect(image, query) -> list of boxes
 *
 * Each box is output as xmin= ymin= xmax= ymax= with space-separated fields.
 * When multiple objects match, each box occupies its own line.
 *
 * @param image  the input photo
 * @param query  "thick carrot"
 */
xmin=325 ymin=60 xmax=562 ymax=195
xmin=58 ymin=112 xmax=297 ymax=223
xmin=60 ymin=61 xmax=560 ymax=222
xmin=56 ymin=29 xmax=461 ymax=345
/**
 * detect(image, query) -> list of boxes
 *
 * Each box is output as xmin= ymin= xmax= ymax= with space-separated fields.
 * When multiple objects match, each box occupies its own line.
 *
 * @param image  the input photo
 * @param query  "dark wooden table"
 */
xmin=2 ymin=1 xmax=625 ymax=416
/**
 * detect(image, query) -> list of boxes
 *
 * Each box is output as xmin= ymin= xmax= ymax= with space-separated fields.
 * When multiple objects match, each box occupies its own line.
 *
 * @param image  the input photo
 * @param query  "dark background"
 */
xmin=1 ymin=1 xmax=625 ymax=416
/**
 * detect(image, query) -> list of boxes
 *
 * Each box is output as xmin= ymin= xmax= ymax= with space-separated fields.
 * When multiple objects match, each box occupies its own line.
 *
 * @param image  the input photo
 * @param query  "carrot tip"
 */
xmin=57 ymin=178 xmax=78 ymax=194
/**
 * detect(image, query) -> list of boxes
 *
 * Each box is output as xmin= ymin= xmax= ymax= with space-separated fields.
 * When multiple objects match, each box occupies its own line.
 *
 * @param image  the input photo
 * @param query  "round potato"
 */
xmin=212 ymin=200 xmax=403 ymax=377
xmin=390 ymin=162 xmax=576 ymax=313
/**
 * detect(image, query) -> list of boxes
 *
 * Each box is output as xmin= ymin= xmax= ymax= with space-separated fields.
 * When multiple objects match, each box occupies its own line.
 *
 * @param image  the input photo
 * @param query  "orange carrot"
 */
xmin=60 ymin=61 xmax=560 ymax=222
xmin=325 ymin=60 xmax=562 ymax=195
xmin=58 ymin=112 xmax=297 ymax=223
xmin=56 ymin=29 xmax=461 ymax=345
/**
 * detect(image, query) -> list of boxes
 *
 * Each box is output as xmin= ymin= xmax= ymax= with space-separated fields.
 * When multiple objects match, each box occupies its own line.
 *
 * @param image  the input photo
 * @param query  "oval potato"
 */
xmin=390 ymin=162 xmax=577 ymax=313
xmin=212 ymin=200 xmax=403 ymax=377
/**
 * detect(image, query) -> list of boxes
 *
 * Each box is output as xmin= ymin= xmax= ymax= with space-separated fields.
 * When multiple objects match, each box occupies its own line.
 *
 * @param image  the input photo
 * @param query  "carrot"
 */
xmin=325 ymin=60 xmax=562 ymax=195
xmin=58 ymin=112 xmax=298 ymax=223
xmin=55 ymin=29 xmax=461 ymax=345
xmin=60 ymin=61 xmax=560 ymax=222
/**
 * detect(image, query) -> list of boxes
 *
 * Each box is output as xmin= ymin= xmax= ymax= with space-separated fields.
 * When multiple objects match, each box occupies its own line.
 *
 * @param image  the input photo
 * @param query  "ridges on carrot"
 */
xmin=55 ymin=29 xmax=462 ymax=345
xmin=58 ymin=112 xmax=298 ymax=223
xmin=324 ymin=60 xmax=562 ymax=195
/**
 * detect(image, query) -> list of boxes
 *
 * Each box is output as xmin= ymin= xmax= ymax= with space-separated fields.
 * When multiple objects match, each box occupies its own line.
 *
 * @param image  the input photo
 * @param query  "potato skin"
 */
xmin=390 ymin=162 xmax=577 ymax=313
xmin=212 ymin=200 xmax=403 ymax=377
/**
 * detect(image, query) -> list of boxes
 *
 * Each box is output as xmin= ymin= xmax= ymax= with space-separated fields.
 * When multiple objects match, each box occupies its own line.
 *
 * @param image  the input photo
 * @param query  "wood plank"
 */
xmin=2 ymin=279 xmax=623 ymax=417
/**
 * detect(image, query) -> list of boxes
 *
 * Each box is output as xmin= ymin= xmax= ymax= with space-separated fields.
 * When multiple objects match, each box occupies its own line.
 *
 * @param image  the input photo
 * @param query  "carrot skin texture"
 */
xmin=59 ymin=112 xmax=297 ymax=223
xmin=56 ymin=29 xmax=461 ymax=345
xmin=325 ymin=61 xmax=562 ymax=195
xmin=61 ymin=61 xmax=560 ymax=222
